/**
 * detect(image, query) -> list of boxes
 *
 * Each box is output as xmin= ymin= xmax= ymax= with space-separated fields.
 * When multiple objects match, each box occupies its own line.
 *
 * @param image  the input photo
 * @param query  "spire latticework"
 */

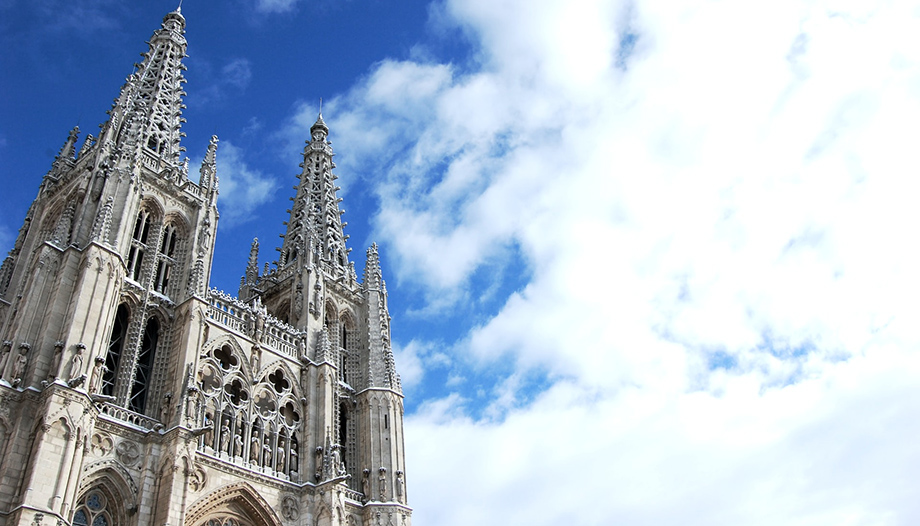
xmin=101 ymin=9 xmax=189 ymax=167
xmin=278 ymin=114 xmax=351 ymax=279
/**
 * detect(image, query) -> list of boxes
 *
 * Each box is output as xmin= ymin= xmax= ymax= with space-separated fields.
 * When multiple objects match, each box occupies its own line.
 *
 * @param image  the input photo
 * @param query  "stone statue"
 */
xmin=263 ymin=443 xmax=272 ymax=466
xmin=160 ymin=393 xmax=172 ymax=424
xmin=395 ymin=471 xmax=404 ymax=502
xmin=185 ymin=387 xmax=199 ymax=420
xmin=276 ymin=441 xmax=285 ymax=472
xmin=378 ymin=468 xmax=387 ymax=501
xmin=219 ymin=420 xmax=231 ymax=453
xmin=332 ymin=445 xmax=343 ymax=475
xmin=362 ymin=469 xmax=370 ymax=500
xmin=203 ymin=414 xmax=214 ymax=447
xmin=250 ymin=435 xmax=260 ymax=463
xmin=234 ymin=433 xmax=244 ymax=458
xmin=0 ymin=342 xmax=11 ymax=379
xmin=48 ymin=342 xmax=64 ymax=380
xmin=88 ymin=357 xmax=105 ymax=394
xmin=68 ymin=345 xmax=85 ymax=382
xmin=289 ymin=445 xmax=299 ymax=475
xmin=314 ymin=447 xmax=324 ymax=481
xmin=11 ymin=346 xmax=29 ymax=387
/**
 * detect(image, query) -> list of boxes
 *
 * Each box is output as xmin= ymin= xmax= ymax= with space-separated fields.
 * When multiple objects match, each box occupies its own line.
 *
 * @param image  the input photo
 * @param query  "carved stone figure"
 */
xmin=11 ymin=346 xmax=29 ymax=387
xmin=185 ymin=387 xmax=199 ymax=420
xmin=332 ymin=444 xmax=343 ymax=475
xmin=68 ymin=344 xmax=85 ymax=382
xmin=362 ymin=469 xmax=370 ymax=500
xmin=234 ymin=433 xmax=244 ymax=457
xmin=0 ymin=342 xmax=10 ymax=379
xmin=160 ymin=393 xmax=172 ymax=424
xmin=276 ymin=441 xmax=286 ymax=472
xmin=314 ymin=447 xmax=324 ymax=481
xmin=203 ymin=414 xmax=214 ymax=447
xmin=48 ymin=342 xmax=64 ymax=380
xmin=395 ymin=471 xmax=404 ymax=503
xmin=378 ymin=467 xmax=387 ymax=501
xmin=289 ymin=445 xmax=299 ymax=475
xmin=88 ymin=357 xmax=105 ymax=394
xmin=250 ymin=436 xmax=260 ymax=463
xmin=219 ymin=420 xmax=231 ymax=453
xmin=262 ymin=443 xmax=272 ymax=467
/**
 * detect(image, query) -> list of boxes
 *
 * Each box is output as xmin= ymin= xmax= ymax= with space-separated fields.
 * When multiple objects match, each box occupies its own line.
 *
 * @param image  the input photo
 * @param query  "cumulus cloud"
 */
xmin=210 ymin=140 xmax=276 ymax=226
xmin=281 ymin=0 xmax=920 ymax=523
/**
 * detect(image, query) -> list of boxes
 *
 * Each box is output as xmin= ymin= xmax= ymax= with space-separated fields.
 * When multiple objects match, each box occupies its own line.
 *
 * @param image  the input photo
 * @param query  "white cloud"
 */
xmin=210 ymin=140 xmax=276 ymax=226
xmin=221 ymin=58 xmax=253 ymax=90
xmin=281 ymin=0 xmax=920 ymax=523
xmin=255 ymin=0 xmax=299 ymax=14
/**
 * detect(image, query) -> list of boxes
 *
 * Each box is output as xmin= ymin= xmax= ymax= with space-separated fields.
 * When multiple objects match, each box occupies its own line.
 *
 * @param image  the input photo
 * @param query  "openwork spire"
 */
xmin=102 ymin=9 xmax=189 ymax=167
xmin=278 ymin=114 xmax=351 ymax=278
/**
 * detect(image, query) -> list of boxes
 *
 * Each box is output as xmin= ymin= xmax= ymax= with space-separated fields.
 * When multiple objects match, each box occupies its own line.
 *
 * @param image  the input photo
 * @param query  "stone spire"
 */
xmin=99 ymin=8 xmax=189 ymax=167
xmin=246 ymin=238 xmax=260 ymax=283
xmin=363 ymin=244 xmax=400 ymax=392
xmin=199 ymin=135 xmax=219 ymax=204
xmin=278 ymin=113 xmax=351 ymax=278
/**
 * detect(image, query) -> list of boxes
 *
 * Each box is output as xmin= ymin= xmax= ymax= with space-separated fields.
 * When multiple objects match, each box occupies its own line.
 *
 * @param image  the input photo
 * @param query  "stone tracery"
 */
xmin=196 ymin=343 xmax=301 ymax=479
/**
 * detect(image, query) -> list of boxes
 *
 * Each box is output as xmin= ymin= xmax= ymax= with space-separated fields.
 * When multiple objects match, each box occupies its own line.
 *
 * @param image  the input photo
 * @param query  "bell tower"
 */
xmin=239 ymin=113 xmax=410 ymax=519
xmin=0 ymin=8 xmax=411 ymax=526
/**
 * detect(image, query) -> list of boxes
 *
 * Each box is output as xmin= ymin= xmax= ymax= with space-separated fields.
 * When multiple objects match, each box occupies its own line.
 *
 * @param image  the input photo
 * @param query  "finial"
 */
xmin=319 ymin=97 xmax=323 ymax=117
xmin=177 ymin=0 xmax=183 ymax=13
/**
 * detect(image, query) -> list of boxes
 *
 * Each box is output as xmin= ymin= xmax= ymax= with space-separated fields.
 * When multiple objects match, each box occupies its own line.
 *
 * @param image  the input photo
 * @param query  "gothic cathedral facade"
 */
xmin=0 ymin=9 xmax=411 ymax=526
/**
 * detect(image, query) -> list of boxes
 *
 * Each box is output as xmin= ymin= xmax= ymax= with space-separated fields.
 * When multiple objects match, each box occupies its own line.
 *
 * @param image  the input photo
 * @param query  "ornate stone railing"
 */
xmin=141 ymin=151 xmax=160 ymax=171
xmin=208 ymin=290 xmax=249 ymax=335
xmin=207 ymin=290 xmax=300 ymax=359
xmin=342 ymin=487 xmax=365 ymax=503
xmin=96 ymin=401 xmax=160 ymax=431
xmin=263 ymin=317 xmax=298 ymax=357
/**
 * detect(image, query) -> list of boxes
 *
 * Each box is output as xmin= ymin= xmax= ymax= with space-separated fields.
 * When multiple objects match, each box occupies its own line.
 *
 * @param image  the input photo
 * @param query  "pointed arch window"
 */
xmin=127 ymin=210 xmax=153 ymax=282
xmin=129 ymin=317 xmax=159 ymax=414
xmin=153 ymin=223 xmax=180 ymax=295
xmin=103 ymin=304 xmax=130 ymax=397
xmin=72 ymin=489 xmax=113 ymax=526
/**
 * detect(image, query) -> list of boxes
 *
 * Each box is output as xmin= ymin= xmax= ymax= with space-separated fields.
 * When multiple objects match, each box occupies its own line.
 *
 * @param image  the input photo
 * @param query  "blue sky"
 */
xmin=4 ymin=1 xmax=920 ymax=524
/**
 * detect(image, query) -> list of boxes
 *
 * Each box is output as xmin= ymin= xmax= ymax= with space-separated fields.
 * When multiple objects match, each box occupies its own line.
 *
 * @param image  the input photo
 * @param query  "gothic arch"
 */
xmin=314 ymin=504 xmax=332 ymax=526
xmin=254 ymin=359 xmax=303 ymax=401
xmin=78 ymin=461 xmax=139 ymax=514
xmin=71 ymin=478 xmax=128 ymax=526
xmin=162 ymin=211 xmax=191 ymax=234
xmin=323 ymin=300 xmax=338 ymax=323
xmin=185 ymin=482 xmax=283 ymax=526
xmin=138 ymin=196 xmax=166 ymax=220
xmin=203 ymin=336 xmax=251 ymax=380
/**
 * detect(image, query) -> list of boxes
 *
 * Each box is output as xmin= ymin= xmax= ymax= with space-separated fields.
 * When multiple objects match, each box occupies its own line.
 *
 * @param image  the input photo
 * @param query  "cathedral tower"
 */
xmin=0 ymin=9 xmax=411 ymax=526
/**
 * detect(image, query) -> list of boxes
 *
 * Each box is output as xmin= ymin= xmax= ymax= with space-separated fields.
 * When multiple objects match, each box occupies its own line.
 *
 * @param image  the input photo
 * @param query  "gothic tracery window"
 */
xmin=102 ymin=304 xmax=130 ymax=397
xmin=72 ymin=489 xmax=113 ymax=526
xmin=127 ymin=210 xmax=153 ymax=282
xmin=153 ymin=223 xmax=180 ymax=295
xmin=129 ymin=317 xmax=160 ymax=414
xmin=197 ymin=345 xmax=301 ymax=479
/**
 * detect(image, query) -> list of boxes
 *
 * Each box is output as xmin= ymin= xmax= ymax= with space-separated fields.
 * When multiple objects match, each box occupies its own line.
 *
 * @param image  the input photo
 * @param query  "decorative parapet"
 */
xmin=206 ymin=289 xmax=299 ymax=358
xmin=208 ymin=289 xmax=249 ymax=335
xmin=96 ymin=401 xmax=161 ymax=431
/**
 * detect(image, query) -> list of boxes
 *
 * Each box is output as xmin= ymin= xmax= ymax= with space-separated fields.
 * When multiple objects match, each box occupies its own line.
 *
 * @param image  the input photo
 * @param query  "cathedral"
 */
xmin=0 ymin=8 xmax=411 ymax=526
